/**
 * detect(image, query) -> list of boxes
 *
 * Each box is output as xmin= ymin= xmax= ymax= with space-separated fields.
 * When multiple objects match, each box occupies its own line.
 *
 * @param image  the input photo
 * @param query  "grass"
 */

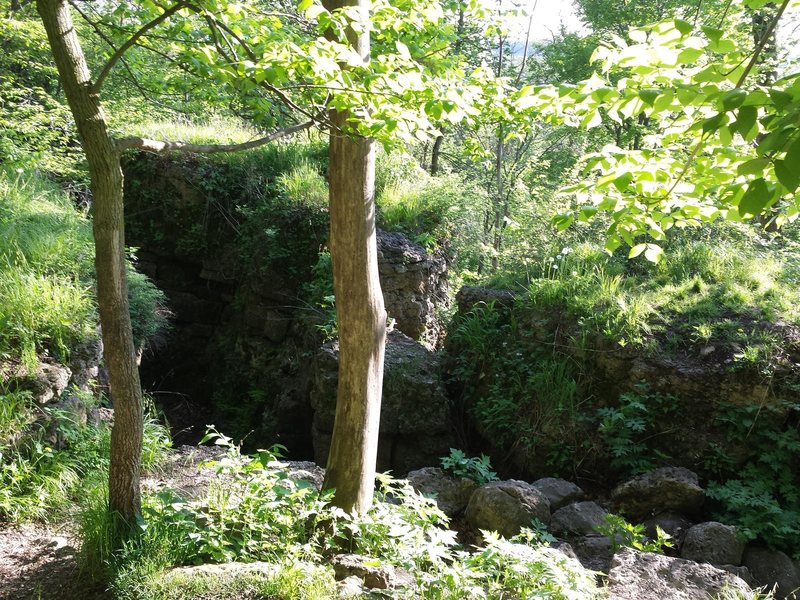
xmin=0 ymin=168 xmax=95 ymax=368
xmin=513 ymin=231 xmax=800 ymax=363
xmin=117 ymin=114 xmax=264 ymax=147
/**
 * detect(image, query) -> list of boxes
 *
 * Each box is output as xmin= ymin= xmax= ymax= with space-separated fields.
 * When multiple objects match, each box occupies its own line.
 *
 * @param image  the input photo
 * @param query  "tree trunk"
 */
xmin=321 ymin=0 xmax=386 ymax=513
xmin=430 ymin=134 xmax=444 ymax=175
xmin=37 ymin=0 xmax=144 ymax=523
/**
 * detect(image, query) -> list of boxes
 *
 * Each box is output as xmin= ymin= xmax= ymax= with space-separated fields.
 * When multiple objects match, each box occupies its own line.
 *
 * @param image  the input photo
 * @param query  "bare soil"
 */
xmin=0 ymin=522 xmax=109 ymax=600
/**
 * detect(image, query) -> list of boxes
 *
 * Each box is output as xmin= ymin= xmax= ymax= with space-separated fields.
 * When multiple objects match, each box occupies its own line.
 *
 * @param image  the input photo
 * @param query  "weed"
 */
xmin=596 ymin=385 xmax=679 ymax=477
xmin=440 ymin=448 xmax=497 ymax=485
xmin=595 ymin=513 xmax=673 ymax=553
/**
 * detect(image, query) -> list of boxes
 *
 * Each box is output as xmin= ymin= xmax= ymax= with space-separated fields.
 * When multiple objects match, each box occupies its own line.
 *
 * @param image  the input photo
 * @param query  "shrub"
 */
xmin=440 ymin=448 xmax=497 ymax=485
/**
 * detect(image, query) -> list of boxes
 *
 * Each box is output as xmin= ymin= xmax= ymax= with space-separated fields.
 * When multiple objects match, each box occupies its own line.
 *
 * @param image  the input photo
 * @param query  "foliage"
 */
xmin=532 ymin=7 xmax=800 ymax=256
xmin=376 ymin=154 xmax=485 ymax=259
xmin=0 ymin=392 xmax=169 ymax=523
xmin=0 ymin=168 xmax=170 ymax=368
xmin=706 ymin=399 xmax=800 ymax=557
xmin=446 ymin=301 xmax=586 ymax=475
xmin=440 ymin=448 xmax=497 ymax=485
xmin=0 ymin=169 xmax=95 ymax=368
xmin=595 ymin=513 xmax=674 ymax=553
xmin=0 ymin=18 xmax=85 ymax=182
xmin=421 ymin=529 xmax=602 ymax=600
xmin=94 ymin=434 xmax=601 ymax=599
xmin=597 ymin=385 xmax=679 ymax=476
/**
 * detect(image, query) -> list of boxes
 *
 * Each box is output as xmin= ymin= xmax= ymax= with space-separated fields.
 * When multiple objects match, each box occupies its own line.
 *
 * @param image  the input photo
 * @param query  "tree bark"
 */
xmin=321 ymin=0 xmax=386 ymax=513
xmin=37 ymin=0 xmax=144 ymax=523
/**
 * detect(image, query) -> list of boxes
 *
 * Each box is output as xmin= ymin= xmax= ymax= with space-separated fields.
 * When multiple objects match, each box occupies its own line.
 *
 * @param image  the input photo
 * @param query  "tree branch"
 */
xmin=115 ymin=119 xmax=314 ymax=153
xmin=92 ymin=1 xmax=187 ymax=94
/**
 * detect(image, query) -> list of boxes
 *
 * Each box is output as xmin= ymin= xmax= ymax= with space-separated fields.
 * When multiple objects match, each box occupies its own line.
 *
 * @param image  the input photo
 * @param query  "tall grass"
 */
xmin=0 ymin=169 xmax=95 ymax=368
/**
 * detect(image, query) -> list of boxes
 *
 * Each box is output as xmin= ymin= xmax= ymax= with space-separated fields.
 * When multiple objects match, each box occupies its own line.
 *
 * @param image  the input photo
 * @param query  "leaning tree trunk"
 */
xmin=37 ymin=0 xmax=144 ymax=523
xmin=321 ymin=0 xmax=386 ymax=514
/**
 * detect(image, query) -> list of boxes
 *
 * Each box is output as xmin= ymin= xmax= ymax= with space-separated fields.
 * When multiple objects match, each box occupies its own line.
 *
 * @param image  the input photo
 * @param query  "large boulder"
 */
xmin=608 ymin=547 xmax=752 ymax=599
xmin=465 ymin=480 xmax=551 ymax=538
xmin=311 ymin=331 xmax=455 ymax=474
xmin=531 ymin=478 xmax=585 ymax=510
xmin=406 ymin=467 xmax=477 ymax=517
xmin=550 ymin=501 xmax=609 ymax=537
xmin=743 ymin=547 xmax=800 ymax=599
xmin=611 ymin=467 xmax=704 ymax=520
xmin=680 ymin=522 xmax=744 ymax=566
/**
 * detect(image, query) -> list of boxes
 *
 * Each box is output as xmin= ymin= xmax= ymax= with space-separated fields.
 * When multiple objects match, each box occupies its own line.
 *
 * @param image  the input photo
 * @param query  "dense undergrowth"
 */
xmin=0 ymin=168 xmax=169 ymax=523
xmin=80 ymin=441 xmax=601 ymax=600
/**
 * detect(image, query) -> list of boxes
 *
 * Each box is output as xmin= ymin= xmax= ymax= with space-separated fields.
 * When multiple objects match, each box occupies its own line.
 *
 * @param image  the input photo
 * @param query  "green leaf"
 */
xmin=785 ymin=136 xmax=800 ymax=165
xmin=702 ymin=113 xmax=727 ymax=134
xmin=628 ymin=243 xmax=647 ymax=258
xmin=552 ymin=213 xmax=574 ymax=231
xmin=639 ymin=88 xmax=660 ymax=106
xmin=721 ymin=89 xmax=747 ymax=111
xmin=738 ymin=178 xmax=774 ymax=218
xmin=733 ymin=106 xmax=758 ymax=141
xmin=775 ymin=160 xmax=800 ymax=192
xmin=737 ymin=158 xmax=770 ymax=176
xmin=613 ymin=172 xmax=633 ymax=191
xmin=644 ymin=244 xmax=664 ymax=263
xmin=701 ymin=26 xmax=723 ymax=43
xmin=769 ymin=88 xmax=793 ymax=110
xmin=674 ymin=19 xmax=692 ymax=36
xmin=297 ymin=0 xmax=313 ymax=10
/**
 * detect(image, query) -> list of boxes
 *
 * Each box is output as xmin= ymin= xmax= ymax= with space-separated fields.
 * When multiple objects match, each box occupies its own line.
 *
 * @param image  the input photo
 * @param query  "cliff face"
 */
xmin=122 ymin=151 xmax=451 ymax=465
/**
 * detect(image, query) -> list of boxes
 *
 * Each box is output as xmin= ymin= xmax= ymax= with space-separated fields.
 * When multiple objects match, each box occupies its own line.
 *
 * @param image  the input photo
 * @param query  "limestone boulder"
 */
xmin=680 ymin=522 xmax=744 ymax=566
xmin=550 ymin=501 xmax=609 ymax=537
xmin=611 ymin=467 xmax=704 ymax=520
xmin=608 ymin=547 xmax=752 ymax=599
xmin=406 ymin=467 xmax=477 ymax=517
xmin=465 ymin=480 xmax=550 ymax=538
xmin=743 ymin=547 xmax=800 ymax=599
xmin=531 ymin=478 xmax=585 ymax=510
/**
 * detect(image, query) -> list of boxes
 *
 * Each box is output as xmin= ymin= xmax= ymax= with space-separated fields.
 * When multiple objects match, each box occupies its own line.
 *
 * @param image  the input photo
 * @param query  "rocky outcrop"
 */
xmin=330 ymin=554 xmax=415 ymax=591
xmin=377 ymin=231 xmax=448 ymax=348
xmin=311 ymin=331 xmax=455 ymax=474
xmin=464 ymin=480 xmax=551 ymax=538
xmin=406 ymin=467 xmax=477 ymax=517
xmin=607 ymin=548 xmax=752 ymax=599
xmin=611 ymin=467 xmax=704 ymax=520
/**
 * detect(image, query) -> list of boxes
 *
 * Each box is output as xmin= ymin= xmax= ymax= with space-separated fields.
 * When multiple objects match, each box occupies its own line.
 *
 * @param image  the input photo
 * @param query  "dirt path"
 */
xmin=0 ymin=522 xmax=109 ymax=600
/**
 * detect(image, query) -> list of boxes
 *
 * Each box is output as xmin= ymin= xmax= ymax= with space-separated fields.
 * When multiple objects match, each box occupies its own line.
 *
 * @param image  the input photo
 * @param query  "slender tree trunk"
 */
xmin=37 ymin=0 xmax=144 ymax=523
xmin=430 ymin=134 xmax=444 ymax=175
xmin=321 ymin=0 xmax=386 ymax=513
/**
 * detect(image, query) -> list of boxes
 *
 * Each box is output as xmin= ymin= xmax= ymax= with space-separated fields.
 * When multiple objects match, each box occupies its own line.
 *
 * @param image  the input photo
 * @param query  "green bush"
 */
xmin=97 ymin=437 xmax=601 ymax=600
xmin=706 ymin=400 xmax=800 ymax=557
xmin=440 ymin=448 xmax=497 ymax=485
